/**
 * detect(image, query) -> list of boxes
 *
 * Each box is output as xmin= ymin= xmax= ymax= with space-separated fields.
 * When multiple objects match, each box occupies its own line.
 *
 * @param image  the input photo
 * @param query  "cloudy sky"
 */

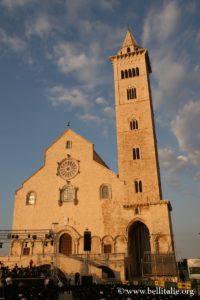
xmin=0 ymin=0 xmax=200 ymax=258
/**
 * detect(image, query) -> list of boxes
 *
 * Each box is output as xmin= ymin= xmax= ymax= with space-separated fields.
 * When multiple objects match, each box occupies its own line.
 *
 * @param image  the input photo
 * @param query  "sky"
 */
xmin=0 ymin=0 xmax=200 ymax=259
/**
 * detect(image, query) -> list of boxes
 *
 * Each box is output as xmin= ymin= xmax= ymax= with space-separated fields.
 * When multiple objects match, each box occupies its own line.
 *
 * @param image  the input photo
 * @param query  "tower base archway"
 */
xmin=128 ymin=221 xmax=151 ymax=278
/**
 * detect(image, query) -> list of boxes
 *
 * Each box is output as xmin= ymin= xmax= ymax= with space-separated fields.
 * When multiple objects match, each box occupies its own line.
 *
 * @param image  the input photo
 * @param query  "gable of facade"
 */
xmin=13 ymin=129 xmax=126 ymax=237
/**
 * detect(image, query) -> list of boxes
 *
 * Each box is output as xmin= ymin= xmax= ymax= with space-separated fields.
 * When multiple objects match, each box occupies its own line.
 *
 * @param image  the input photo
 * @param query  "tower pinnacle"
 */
xmin=118 ymin=30 xmax=142 ymax=55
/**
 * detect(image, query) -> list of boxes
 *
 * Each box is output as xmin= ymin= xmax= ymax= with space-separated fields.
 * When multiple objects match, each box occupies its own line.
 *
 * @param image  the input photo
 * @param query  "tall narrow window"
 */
xmin=132 ymin=68 xmax=135 ymax=77
xmin=104 ymin=244 xmax=112 ymax=253
xmin=26 ymin=192 xmax=36 ymax=205
xmin=139 ymin=180 xmax=142 ymax=192
xmin=127 ymin=47 xmax=130 ymax=53
xmin=121 ymin=70 xmax=124 ymax=79
xmin=100 ymin=184 xmax=111 ymax=199
xmin=66 ymin=141 xmax=72 ymax=149
xmin=134 ymin=88 xmax=137 ymax=98
xmin=128 ymin=69 xmax=132 ymax=77
xmin=60 ymin=185 xmax=75 ymax=202
xmin=125 ymin=70 xmax=128 ymax=78
xmin=136 ymin=67 xmax=139 ymax=76
xmin=135 ymin=180 xmax=143 ymax=193
xmin=132 ymin=148 xmax=140 ymax=160
xmin=127 ymin=88 xmax=137 ymax=100
xmin=23 ymin=247 xmax=30 ymax=256
xmin=130 ymin=119 xmax=138 ymax=130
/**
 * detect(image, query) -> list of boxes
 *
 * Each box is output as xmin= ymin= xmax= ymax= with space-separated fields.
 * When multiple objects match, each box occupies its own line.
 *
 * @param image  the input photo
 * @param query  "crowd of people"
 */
xmin=0 ymin=261 xmax=50 ymax=280
xmin=0 ymin=261 xmax=69 ymax=299
xmin=0 ymin=261 xmax=200 ymax=299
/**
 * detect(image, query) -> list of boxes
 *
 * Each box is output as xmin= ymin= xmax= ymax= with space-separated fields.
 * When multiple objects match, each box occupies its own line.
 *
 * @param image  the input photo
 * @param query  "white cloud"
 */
xmin=53 ymin=42 xmax=88 ymax=74
xmin=171 ymin=101 xmax=200 ymax=164
xmin=0 ymin=28 xmax=26 ymax=52
xmin=25 ymin=15 xmax=53 ymax=38
xmin=80 ymin=21 xmax=124 ymax=52
xmin=141 ymin=2 xmax=191 ymax=112
xmin=196 ymin=30 xmax=200 ymax=49
xmin=98 ymin=0 xmax=119 ymax=11
xmin=65 ymin=0 xmax=119 ymax=21
xmin=96 ymin=97 xmax=107 ymax=105
xmin=154 ymin=53 xmax=185 ymax=91
xmin=142 ymin=2 xmax=180 ymax=45
xmin=158 ymin=147 xmax=190 ymax=174
xmin=177 ymin=155 xmax=188 ymax=162
xmin=1 ymin=0 xmax=35 ymax=10
xmin=47 ymin=85 xmax=89 ymax=108
xmin=95 ymin=97 xmax=115 ymax=119
xmin=102 ymin=106 xmax=115 ymax=117
xmin=152 ymin=53 xmax=186 ymax=108
xmin=52 ymin=41 xmax=103 ymax=88
xmin=79 ymin=113 xmax=103 ymax=123
xmin=194 ymin=172 xmax=200 ymax=180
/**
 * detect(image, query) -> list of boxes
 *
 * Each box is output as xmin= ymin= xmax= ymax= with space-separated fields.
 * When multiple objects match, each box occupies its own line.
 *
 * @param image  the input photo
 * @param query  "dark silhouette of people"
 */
xmin=74 ymin=272 xmax=80 ymax=285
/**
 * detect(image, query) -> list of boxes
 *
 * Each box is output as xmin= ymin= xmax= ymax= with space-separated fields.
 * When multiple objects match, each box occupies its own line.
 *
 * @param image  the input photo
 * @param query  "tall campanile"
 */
xmin=110 ymin=30 xmax=175 ymax=278
xmin=110 ymin=31 xmax=162 ymax=203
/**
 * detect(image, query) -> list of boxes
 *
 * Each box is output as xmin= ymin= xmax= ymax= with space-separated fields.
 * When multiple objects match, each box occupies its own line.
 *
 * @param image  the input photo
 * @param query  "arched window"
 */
xmin=59 ymin=233 xmax=72 ymax=256
xmin=127 ymin=47 xmax=130 ymax=53
xmin=66 ymin=140 xmax=72 ymax=149
xmin=125 ymin=70 xmax=128 ymax=78
xmin=26 ymin=192 xmax=36 ymax=205
xmin=128 ymin=69 xmax=132 ymax=77
xmin=22 ymin=241 xmax=31 ymax=256
xmin=135 ymin=180 xmax=143 ymax=193
xmin=132 ymin=148 xmax=140 ymax=160
xmin=60 ymin=185 xmax=75 ymax=202
xmin=132 ymin=68 xmax=135 ymax=77
xmin=121 ymin=70 xmax=124 ymax=79
xmin=130 ymin=119 xmax=138 ymax=130
xmin=136 ymin=67 xmax=139 ymax=76
xmin=100 ymin=184 xmax=111 ymax=199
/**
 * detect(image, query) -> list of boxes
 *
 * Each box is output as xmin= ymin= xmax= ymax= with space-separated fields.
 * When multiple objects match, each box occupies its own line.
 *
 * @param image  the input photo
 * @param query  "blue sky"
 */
xmin=0 ymin=0 xmax=200 ymax=258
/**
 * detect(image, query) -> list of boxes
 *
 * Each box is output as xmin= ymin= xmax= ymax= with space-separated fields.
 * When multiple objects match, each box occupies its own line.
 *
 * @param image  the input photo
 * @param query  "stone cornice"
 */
xmin=109 ymin=48 xmax=146 ymax=62
xmin=123 ymin=200 xmax=172 ymax=211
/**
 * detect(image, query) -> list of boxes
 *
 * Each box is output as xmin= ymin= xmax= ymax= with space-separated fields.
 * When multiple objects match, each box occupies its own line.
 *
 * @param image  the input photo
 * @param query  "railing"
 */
xmin=71 ymin=253 xmax=126 ymax=262
xmin=142 ymin=252 xmax=177 ymax=277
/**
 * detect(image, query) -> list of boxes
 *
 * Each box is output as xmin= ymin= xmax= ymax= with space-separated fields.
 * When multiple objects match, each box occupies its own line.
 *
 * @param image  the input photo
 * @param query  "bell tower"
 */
xmin=110 ymin=31 xmax=162 ymax=203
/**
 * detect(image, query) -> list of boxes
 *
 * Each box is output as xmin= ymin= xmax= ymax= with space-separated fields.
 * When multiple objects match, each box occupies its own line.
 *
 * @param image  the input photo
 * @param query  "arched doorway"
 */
xmin=59 ymin=233 xmax=72 ymax=256
xmin=98 ymin=266 xmax=115 ymax=279
xmin=128 ymin=221 xmax=151 ymax=278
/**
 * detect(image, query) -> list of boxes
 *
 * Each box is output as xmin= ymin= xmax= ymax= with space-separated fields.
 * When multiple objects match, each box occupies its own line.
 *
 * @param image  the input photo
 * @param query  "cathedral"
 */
xmin=11 ymin=31 xmax=176 ymax=281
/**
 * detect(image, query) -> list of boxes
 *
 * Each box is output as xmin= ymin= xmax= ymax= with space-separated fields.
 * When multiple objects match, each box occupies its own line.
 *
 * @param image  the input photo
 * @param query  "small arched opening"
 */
xmin=59 ymin=233 xmax=72 ymax=256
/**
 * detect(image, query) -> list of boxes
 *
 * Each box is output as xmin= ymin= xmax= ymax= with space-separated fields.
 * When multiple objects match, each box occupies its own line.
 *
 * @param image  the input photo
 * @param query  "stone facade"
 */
xmin=11 ymin=31 xmax=175 ymax=280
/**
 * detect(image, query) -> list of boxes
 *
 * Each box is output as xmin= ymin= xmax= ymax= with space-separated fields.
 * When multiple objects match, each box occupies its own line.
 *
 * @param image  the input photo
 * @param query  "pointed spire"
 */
xmin=122 ymin=30 xmax=139 ymax=48
xmin=117 ymin=30 xmax=142 ymax=55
